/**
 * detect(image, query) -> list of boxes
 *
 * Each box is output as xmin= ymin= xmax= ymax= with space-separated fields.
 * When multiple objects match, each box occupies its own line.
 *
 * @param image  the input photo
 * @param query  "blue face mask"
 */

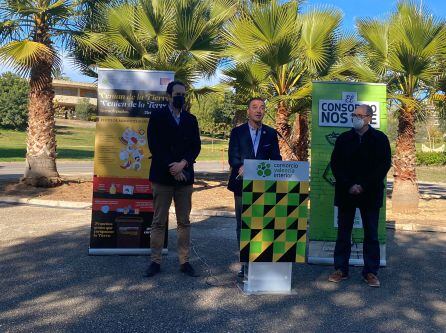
xmin=173 ymin=95 xmax=185 ymax=109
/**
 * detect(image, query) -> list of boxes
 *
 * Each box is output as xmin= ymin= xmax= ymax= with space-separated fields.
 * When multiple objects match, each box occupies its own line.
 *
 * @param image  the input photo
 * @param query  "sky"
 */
xmin=301 ymin=0 xmax=446 ymax=33
xmin=1 ymin=0 xmax=445 ymax=84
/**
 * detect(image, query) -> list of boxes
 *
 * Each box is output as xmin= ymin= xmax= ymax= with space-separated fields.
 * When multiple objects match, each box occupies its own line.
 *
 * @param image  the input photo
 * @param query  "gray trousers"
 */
xmin=234 ymin=195 xmax=243 ymax=244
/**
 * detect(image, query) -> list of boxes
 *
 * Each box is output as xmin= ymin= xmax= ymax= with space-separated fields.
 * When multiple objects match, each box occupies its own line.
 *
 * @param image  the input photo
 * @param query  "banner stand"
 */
xmin=307 ymin=242 xmax=387 ymax=266
xmin=239 ymin=160 xmax=309 ymax=295
xmin=308 ymin=81 xmax=388 ymax=267
xmin=243 ymin=262 xmax=295 ymax=295
xmin=89 ymin=69 xmax=174 ymax=255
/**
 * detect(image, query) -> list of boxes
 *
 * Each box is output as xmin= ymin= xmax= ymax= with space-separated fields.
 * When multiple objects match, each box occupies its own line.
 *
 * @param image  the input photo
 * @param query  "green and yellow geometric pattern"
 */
xmin=240 ymin=180 xmax=309 ymax=262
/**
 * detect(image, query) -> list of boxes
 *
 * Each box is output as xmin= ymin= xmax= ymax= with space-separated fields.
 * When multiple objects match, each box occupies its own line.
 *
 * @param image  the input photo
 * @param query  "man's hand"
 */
xmin=169 ymin=160 xmax=187 ymax=176
xmin=348 ymin=184 xmax=364 ymax=195
xmin=174 ymin=171 xmax=187 ymax=182
xmin=237 ymin=165 xmax=244 ymax=178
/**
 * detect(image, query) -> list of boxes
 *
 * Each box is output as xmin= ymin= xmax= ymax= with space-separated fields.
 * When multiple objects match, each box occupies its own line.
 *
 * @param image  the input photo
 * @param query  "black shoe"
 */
xmin=144 ymin=262 xmax=160 ymax=277
xmin=237 ymin=265 xmax=245 ymax=278
xmin=180 ymin=262 xmax=199 ymax=277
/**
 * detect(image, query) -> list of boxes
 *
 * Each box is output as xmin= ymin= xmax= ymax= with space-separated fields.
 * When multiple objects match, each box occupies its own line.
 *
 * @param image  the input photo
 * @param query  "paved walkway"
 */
xmin=0 ymin=203 xmax=445 ymax=332
xmin=0 ymin=161 xmax=229 ymax=181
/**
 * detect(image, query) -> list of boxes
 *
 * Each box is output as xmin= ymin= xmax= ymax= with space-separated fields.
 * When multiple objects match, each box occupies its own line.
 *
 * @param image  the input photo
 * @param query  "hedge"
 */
xmin=416 ymin=152 xmax=446 ymax=166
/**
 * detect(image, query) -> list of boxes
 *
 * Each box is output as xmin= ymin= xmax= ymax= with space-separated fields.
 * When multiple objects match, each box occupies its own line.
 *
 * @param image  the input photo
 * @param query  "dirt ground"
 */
xmin=1 ymin=177 xmax=445 ymax=226
xmin=0 ymin=177 xmax=234 ymax=208
xmin=0 ymin=179 xmax=93 ymax=202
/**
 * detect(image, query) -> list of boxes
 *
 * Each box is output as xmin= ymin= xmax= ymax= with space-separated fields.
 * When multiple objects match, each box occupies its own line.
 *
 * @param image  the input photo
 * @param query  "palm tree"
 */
xmin=0 ymin=0 xmax=102 ymax=186
xmin=357 ymin=0 xmax=446 ymax=212
xmin=75 ymin=0 xmax=236 ymax=91
xmin=0 ymin=1 xmax=73 ymax=186
xmin=222 ymin=0 xmax=365 ymax=160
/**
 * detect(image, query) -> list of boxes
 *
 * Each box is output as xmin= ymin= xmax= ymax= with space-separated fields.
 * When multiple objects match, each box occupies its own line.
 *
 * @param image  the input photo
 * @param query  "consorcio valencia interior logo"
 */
xmin=257 ymin=162 xmax=272 ymax=177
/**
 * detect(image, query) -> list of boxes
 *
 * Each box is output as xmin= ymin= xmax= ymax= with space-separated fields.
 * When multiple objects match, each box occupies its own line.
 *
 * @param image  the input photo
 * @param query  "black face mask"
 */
xmin=172 ymin=95 xmax=185 ymax=109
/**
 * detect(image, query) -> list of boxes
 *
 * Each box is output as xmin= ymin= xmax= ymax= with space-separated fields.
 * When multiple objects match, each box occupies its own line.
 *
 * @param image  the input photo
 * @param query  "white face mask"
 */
xmin=352 ymin=117 xmax=365 ymax=130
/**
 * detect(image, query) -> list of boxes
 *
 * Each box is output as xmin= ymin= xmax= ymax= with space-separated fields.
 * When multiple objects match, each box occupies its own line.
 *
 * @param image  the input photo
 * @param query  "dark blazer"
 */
xmin=227 ymin=123 xmax=282 ymax=195
xmin=147 ymin=106 xmax=201 ymax=186
xmin=330 ymin=126 xmax=391 ymax=208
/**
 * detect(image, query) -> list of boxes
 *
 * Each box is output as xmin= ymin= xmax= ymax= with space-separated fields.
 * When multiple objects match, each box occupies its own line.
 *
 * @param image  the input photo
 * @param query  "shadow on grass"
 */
xmin=0 ymin=148 xmax=94 ymax=160
xmin=194 ymin=172 xmax=229 ymax=193
xmin=55 ymin=124 xmax=94 ymax=135
xmin=55 ymin=125 xmax=75 ymax=135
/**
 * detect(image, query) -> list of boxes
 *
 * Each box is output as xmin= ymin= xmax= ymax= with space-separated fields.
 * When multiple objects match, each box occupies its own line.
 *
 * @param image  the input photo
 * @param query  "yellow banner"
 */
xmin=94 ymin=116 xmax=151 ymax=178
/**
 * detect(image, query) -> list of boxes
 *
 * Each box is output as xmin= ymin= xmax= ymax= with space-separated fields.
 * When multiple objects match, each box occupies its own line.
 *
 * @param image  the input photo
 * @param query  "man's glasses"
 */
xmin=351 ymin=114 xmax=370 ymax=119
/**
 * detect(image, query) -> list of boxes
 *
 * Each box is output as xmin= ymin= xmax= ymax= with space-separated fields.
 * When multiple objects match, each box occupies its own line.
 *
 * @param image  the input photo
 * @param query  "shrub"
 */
xmin=416 ymin=152 xmax=446 ymax=166
xmin=54 ymin=99 xmax=71 ymax=119
xmin=0 ymin=72 xmax=29 ymax=130
xmin=75 ymin=98 xmax=95 ymax=120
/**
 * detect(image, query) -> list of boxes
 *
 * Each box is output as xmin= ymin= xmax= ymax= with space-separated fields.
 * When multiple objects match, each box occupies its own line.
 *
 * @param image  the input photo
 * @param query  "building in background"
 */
xmin=53 ymin=79 xmax=97 ymax=118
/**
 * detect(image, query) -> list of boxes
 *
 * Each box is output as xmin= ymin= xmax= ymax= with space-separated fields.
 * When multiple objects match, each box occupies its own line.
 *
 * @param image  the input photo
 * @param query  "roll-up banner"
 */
xmin=89 ymin=69 xmax=174 ymax=255
xmin=308 ymin=81 xmax=388 ymax=265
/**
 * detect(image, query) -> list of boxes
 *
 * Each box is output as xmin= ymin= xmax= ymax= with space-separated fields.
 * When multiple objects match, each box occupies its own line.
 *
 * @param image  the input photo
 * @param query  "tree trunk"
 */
xmin=290 ymin=114 xmax=299 ymax=159
xmin=22 ymin=39 xmax=61 ymax=187
xmin=392 ymin=106 xmax=418 ymax=213
xmin=233 ymin=108 xmax=246 ymax=127
xmin=275 ymin=101 xmax=295 ymax=160
xmin=291 ymin=111 xmax=309 ymax=161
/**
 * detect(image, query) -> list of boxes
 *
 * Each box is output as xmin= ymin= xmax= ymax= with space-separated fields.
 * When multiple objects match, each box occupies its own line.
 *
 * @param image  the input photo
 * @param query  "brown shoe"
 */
xmin=363 ymin=273 xmax=380 ymax=287
xmin=328 ymin=270 xmax=349 ymax=283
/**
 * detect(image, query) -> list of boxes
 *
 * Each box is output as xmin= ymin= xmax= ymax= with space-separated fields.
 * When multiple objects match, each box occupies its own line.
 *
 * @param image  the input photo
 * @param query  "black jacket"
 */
xmin=227 ymin=123 xmax=282 ymax=195
xmin=147 ymin=106 xmax=201 ymax=186
xmin=330 ymin=126 xmax=391 ymax=208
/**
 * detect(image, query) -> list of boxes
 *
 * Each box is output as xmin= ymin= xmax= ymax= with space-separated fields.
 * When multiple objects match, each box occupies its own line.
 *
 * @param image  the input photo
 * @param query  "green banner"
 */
xmin=309 ymin=81 xmax=387 ymax=243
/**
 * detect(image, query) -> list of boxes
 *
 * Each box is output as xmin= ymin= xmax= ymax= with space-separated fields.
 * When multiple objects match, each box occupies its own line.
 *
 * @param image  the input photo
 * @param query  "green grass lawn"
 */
xmin=0 ymin=126 xmax=227 ymax=162
xmin=412 ymin=166 xmax=446 ymax=183
xmin=0 ymin=125 xmax=95 ymax=161
xmin=199 ymin=137 xmax=228 ymax=161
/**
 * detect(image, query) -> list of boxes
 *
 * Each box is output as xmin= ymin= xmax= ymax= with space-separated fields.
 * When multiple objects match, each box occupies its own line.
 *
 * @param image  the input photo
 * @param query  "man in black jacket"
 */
xmin=145 ymin=80 xmax=201 ymax=278
xmin=328 ymin=105 xmax=391 ymax=287
xmin=228 ymin=97 xmax=282 ymax=277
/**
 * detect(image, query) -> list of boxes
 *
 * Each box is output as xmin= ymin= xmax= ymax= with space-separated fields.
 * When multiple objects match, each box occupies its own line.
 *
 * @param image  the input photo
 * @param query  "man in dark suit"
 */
xmin=328 ymin=105 xmax=391 ymax=287
xmin=145 ymin=80 xmax=201 ymax=278
xmin=227 ymin=97 xmax=282 ymax=277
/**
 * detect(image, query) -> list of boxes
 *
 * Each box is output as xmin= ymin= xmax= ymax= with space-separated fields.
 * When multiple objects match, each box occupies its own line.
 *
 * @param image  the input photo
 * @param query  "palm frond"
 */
xmin=0 ymin=40 xmax=59 ymax=76
xmin=0 ymin=19 xmax=21 ymax=42
xmin=44 ymin=0 xmax=73 ymax=20
xmin=387 ymin=92 xmax=423 ymax=112
xmin=223 ymin=62 xmax=270 ymax=97
xmin=207 ymin=0 xmax=238 ymax=24
xmin=72 ymin=32 xmax=109 ymax=54
xmin=356 ymin=18 xmax=391 ymax=78
xmin=97 ymin=55 xmax=127 ymax=69
xmin=136 ymin=0 xmax=176 ymax=59
xmin=297 ymin=7 xmax=342 ymax=72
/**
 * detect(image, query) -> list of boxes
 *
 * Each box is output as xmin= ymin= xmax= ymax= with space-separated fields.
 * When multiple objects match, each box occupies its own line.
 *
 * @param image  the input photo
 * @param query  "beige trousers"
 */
xmin=150 ymin=182 xmax=193 ymax=264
